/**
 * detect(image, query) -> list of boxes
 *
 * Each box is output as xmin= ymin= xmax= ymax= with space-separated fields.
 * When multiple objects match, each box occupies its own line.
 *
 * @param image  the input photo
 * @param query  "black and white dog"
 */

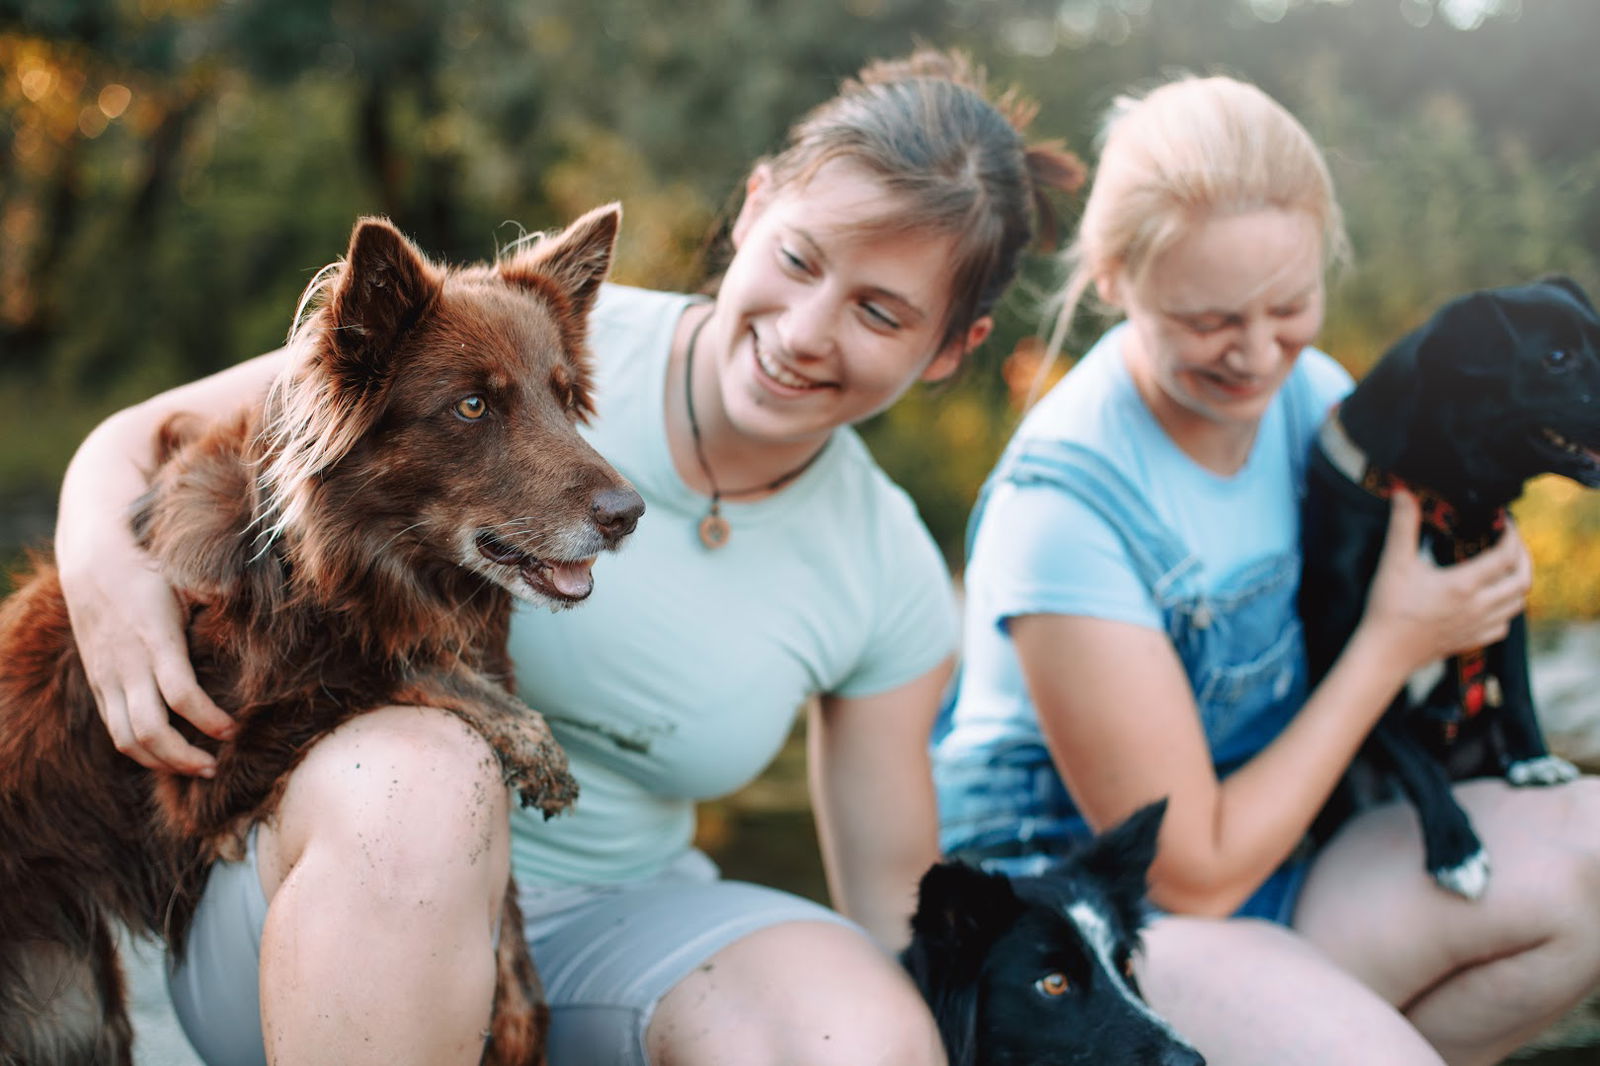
xmin=902 ymin=801 xmax=1203 ymax=1066
xmin=1299 ymin=276 xmax=1600 ymax=899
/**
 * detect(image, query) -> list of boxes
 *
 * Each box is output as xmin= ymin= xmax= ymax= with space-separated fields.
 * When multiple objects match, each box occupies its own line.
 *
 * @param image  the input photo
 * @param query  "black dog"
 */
xmin=1300 ymin=276 xmax=1600 ymax=898
xmin=902 ymin=801 xmax=1203 ymax=1066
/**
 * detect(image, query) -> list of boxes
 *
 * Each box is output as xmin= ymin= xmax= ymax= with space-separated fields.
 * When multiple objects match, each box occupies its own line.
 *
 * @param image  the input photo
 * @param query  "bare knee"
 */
xmin=1460 ymin=777 xmax=1600 ymax=939
xmin=1522 ymin=776 xmax=1600 ymax=947
xmin=649 ymin=922 xmax=943 ymax=1066
xmin=262 ymin=706 xmax=510 ymax=907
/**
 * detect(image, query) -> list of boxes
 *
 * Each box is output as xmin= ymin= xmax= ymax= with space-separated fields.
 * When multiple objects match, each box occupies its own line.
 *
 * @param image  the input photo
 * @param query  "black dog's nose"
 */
xmin=592 ymin=487 xmax=645 ymax=540
xmin=1161 ymin=1048 xmax=1205 ymax=1066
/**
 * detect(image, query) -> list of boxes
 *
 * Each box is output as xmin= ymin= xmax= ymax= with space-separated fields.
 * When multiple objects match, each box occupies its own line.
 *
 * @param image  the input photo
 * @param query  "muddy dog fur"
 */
xmin=0 ymin=205 xmax=643 ymax=1065
xmin=903 ymin=801 xmax=1203 ymax=1066
xmin=1300 ymin=276 xmax=1600 ymax=899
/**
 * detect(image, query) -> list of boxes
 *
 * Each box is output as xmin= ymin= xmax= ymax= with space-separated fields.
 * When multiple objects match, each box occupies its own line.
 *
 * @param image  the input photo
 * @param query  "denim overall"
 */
xmin=935 ymin=389 xmax=1316 ymax=924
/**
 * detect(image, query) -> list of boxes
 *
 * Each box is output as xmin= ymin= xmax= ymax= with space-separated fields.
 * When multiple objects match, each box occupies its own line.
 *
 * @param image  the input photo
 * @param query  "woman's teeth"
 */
xmin=756 ymin=342 xmax=822 ymax=390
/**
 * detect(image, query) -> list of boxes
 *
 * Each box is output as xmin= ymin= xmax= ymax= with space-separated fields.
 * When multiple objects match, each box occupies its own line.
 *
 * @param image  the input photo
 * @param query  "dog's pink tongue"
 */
xmin=549 ymin=558 xmax=596 ymax=599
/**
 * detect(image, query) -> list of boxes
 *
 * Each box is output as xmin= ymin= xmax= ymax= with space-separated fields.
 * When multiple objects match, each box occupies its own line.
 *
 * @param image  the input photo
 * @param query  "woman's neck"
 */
xmin=1156 ymin=405 xmax=1259 ymax=477
xmin=1122 ymin=345 xmax=1260 ymax=478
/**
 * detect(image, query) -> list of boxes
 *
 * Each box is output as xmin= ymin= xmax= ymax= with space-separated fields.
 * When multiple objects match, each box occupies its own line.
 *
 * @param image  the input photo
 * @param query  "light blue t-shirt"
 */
xmin=505 ymin=285 xmax=958 ymax=885
xmin=939 ymin=323 xmax=1352 ymax=758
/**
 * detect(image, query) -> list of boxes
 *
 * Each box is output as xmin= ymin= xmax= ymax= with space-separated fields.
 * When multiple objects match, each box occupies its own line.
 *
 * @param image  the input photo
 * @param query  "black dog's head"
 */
xmin=902 ymin=800 xmax=1202 ymax=1066
xmin=1340 ymin=276 xmax=1600 ymax=511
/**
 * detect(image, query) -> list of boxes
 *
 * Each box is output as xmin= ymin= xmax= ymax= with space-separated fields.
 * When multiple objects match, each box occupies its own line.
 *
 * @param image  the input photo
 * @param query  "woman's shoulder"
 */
xmin=999 ymin=325 xmax=1158 ymax=494
xmin=1289 ymin=346 xmax=1355 ymax=413
xmin=822 ymin=429 xmax=933 ymax=538
xmin=1015 ymin=325 xmax=1139 ymax=444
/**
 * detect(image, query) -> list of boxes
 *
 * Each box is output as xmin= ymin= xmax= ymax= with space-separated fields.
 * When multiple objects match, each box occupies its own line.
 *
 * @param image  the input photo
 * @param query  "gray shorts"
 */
xmin=166 ymin=832 xmax=856 ymax=1066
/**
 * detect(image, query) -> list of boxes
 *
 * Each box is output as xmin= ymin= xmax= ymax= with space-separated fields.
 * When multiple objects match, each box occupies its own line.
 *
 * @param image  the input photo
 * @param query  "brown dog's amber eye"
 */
xmin=1034 ymin=972 xmax=1070 ymax=997
xmin=454 ymin=395 xmax=488 ymax=421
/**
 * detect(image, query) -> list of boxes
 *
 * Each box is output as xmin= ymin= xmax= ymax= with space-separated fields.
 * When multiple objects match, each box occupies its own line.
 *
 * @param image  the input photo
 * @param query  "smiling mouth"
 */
xmin=753 ymin=333 xmax=830 ymax=391
xmin=1197 ymin=371 xmax=1265 ymax=397
xmin=475 ymin=531 xmax=596 ymax=603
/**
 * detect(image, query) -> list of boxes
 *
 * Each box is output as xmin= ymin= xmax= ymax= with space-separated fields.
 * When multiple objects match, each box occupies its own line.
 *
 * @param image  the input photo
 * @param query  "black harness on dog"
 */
xmin=1317 ymin=406 xmax=1508 ymax=738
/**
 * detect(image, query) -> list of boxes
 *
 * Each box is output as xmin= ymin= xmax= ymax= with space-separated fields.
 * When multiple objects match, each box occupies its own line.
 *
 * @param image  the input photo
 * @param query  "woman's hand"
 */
xmin=57 ymin=520 xmax=235 ymax=777
xmin=50 ymin=350 xmax=290 ymax=777
xmin=1360 ymin=490 xmax=1532 ymax=674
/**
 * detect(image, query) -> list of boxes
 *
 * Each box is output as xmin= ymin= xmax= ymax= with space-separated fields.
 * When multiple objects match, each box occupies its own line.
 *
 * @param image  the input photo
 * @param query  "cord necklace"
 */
xmin=682 ymin=307 xmax=829 ymax=549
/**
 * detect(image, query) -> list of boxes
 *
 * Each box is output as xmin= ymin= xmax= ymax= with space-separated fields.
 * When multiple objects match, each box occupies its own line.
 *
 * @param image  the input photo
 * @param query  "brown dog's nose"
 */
xmin=592 ymin=487 xmax=645 ymax=540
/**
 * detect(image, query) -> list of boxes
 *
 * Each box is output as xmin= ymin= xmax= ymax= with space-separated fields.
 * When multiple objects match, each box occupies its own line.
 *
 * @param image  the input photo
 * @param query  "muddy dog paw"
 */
xmin=499 ymin=722 xmax=580 ymax=817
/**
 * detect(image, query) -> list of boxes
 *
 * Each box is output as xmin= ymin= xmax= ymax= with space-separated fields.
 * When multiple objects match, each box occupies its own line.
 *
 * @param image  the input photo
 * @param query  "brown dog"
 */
xmin=0 ymin=205 xmax=642 ymax=1065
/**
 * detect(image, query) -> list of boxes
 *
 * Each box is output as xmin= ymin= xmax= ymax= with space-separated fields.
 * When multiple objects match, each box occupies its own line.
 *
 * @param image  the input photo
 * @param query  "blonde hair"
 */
xmin=1042 ymin=75 xmax=1348 ymax=386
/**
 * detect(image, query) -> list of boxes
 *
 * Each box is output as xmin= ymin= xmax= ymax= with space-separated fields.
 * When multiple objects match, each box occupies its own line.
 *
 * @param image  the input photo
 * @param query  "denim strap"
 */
xmin=970 ymin=438 xmax=1202 ymax=605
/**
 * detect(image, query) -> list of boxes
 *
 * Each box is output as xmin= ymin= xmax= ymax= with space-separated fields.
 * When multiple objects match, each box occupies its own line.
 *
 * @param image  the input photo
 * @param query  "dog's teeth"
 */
xmin=1541 ymin=428 xmax=1583 ymax=455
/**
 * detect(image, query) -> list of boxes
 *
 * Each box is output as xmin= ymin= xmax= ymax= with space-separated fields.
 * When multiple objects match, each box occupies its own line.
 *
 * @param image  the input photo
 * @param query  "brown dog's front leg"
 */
xmin=393 ymin=672 xmax=578 ymax=817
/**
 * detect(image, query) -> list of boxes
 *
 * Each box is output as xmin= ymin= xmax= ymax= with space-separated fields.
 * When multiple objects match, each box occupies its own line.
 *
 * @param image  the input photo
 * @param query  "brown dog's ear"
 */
xmin=326 ymin=218 xmax=443 ymax=384
xmin=501 ymin=203 xmax=621 ymax=321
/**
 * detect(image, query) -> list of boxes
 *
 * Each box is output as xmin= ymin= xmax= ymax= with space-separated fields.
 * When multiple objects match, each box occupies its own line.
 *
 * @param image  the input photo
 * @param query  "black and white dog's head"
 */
xmin=1339 ymin=275 xmax=1600 ymax=511
xmin=902 ymin=801 xmax=1202 ymax=1066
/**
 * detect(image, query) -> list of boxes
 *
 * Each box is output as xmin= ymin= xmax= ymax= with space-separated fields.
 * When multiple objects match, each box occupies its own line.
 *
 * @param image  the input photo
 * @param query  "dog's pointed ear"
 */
xmin=908 ymin=861 xmax=1023 ymax=958
xmin=1537 ymin=274 xmax=1598 ymax=315
xmin=502 ymin=202 xmax=621 ymax=322
xmin=902 ymin=861 xmax=1021 ymax=1066
xmin=326 ymin=218 xmax=443 ymax=384
xmin=1079 ymin=798 xmax=1166 ymax=904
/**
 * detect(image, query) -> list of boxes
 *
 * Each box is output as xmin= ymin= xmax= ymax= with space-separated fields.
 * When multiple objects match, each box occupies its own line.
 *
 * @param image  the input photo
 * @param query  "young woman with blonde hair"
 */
xmin=936 ymin=74 xmax=1600 ymax=1064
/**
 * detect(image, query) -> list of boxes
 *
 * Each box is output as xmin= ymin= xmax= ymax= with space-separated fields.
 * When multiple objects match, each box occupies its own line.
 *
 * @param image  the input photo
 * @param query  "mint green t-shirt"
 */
xmin=505 ymin=285 xmax=958 ymax=886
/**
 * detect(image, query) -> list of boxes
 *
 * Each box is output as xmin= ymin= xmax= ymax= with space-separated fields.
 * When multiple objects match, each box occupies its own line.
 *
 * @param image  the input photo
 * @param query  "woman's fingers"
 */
xmin=152 ymin=645 xmax=235 ymax=741
xmin=1380 ymin=489 xmax=1423 ymax=565
xmin=63 ymin=558 xmax=233 ymax=777
xmin=1367 ymin=493 xmax=1536 ymax=667
xmin=122 ymin=677 xmax=217 ymax=776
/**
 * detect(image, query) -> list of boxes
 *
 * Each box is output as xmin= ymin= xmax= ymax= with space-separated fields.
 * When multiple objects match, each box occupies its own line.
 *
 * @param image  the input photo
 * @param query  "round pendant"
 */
xmin=698 ymin=512 xmax=731 ymax=550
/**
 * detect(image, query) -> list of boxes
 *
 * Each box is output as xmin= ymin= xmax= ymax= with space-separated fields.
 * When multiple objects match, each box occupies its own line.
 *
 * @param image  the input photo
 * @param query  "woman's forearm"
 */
xmin=811 ymin=672 xmax=948 ymax=952
xmin=1177 ymin=621 xmax=1414 ymax=914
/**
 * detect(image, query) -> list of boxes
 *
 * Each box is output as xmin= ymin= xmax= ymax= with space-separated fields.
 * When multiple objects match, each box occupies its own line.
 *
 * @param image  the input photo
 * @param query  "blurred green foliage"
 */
xmin=3 ymin=0 xmax=1599 ymax=616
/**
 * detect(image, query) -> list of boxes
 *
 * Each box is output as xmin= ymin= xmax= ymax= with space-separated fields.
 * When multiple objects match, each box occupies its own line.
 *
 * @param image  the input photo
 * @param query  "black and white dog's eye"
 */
xmin=1034 ymin=972 xmax=1071 ymax=997
xmin=1543 ymin=349 xmax=1574 ymax=371
xmin=454 ymin=395 xmax=489 ymax=421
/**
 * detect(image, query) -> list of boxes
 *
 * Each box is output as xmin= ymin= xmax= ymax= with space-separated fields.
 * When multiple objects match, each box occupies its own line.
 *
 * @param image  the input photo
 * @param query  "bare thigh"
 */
xmin=1294 ymin=777 xmax=1600 ymax=1006
xmin=255 ymin=706 xmax=512 ymax=1066
xmin=1138 ymin=915 xmax=1444 ymax=1066
xmin=646 ymin=921 xmax=943 ymax=1066
xmin=1293 ymin=777 xmax=1600 ymax=1062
